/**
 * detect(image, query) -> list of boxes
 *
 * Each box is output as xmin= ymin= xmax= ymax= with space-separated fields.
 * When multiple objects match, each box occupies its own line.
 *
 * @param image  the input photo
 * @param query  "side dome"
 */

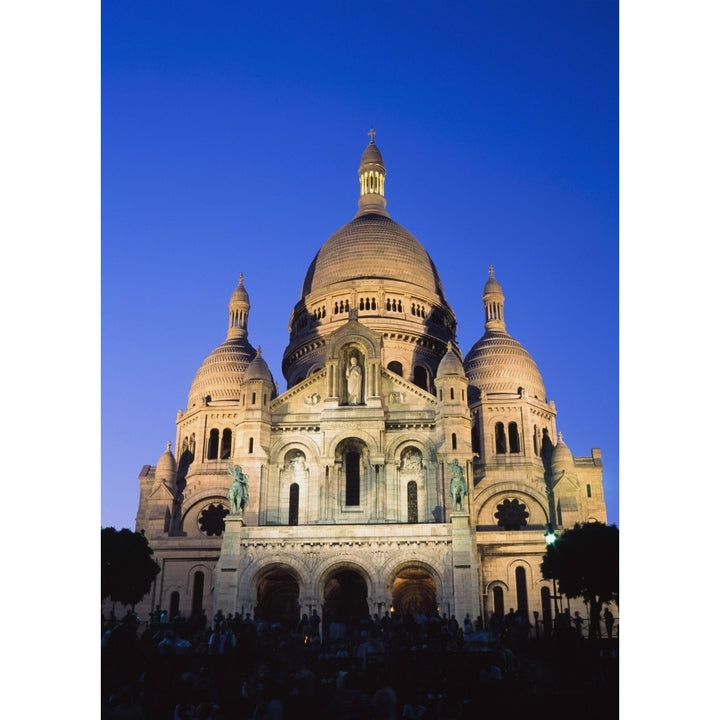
xmin=155 ymin=441 xmax=177 ymax=482
xmin=243 ymin=347 xmax=274 ymax=384
xmin=186 ymin=275 xmax=257 ymax=409
xmin=551 ymin=433 xmax=574 ymax=472
xmin=437 ymin=343 xmax=466 ymax=378
xmin=464 ymin=267 xmax=546 ymax=401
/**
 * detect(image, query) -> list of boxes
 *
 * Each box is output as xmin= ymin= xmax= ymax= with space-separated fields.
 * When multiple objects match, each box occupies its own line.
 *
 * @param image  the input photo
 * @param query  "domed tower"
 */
xmin=282 ymin=131 xmax=457 ymax=394
xmin=186 ymin=273 xmax=257 ymax=411
xmin=170 ymin=274 xmax=260 ymax=534
xmin=463 ymin=266 xmax=557 ymax=469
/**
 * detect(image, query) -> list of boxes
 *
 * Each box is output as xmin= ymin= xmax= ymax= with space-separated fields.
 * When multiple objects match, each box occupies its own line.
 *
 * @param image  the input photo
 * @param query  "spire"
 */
xmin=227 ymin=273 xmax=250 ymax=340
xmin=355 ymin=129 xmax=389 ymax=218
xmin=482 ymin=265 xmax=506 ymax=333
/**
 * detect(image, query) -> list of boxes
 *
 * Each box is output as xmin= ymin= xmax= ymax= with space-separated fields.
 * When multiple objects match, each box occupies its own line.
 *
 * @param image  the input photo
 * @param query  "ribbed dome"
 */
xmin=464 ymin=266 xmax=546 ymax=401
xmin=243 ymin=347 xmax=274 ymax=383
xmin=187 ymin=337 xmax=256 ymax=409
xmin=437 ymin=343 xmax=466 ymax=378
xmin=301 ymin=212 xmax=446 ymax=299
xmin=464 ymin=331 xmax=546 ymax=401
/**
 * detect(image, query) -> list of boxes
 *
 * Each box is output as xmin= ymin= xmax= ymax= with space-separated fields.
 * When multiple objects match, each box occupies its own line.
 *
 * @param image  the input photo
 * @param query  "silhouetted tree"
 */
xmin=102 ymin=527 xmax=160 ymax=608
xmin=541 ymin=521 xmax=619 ymax=640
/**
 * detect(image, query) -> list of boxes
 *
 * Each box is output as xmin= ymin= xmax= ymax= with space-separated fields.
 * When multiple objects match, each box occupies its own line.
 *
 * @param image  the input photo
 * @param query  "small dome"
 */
xmin=551 ymin=433 xmax=574 ymax=472
xmin=359 ymin=140 xmax=384 ymax=168
xmin=155 ymin=441 xmax=177 ymax=482
xmin=437 ymin=343 xmax=466 ymax=378
xmin=230 ymin=273 xmax=249 ymax=304
xmin=243 ymin=347 xmax=274 ymax=384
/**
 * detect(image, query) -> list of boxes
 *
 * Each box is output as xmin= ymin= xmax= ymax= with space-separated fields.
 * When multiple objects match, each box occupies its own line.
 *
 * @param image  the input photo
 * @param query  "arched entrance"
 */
xmin=254 ymin=568 xmax=300 ymax=632
xmin=322 ymin=568 xmax=369 ymax=643
xmin=391 ymin=567 xmax=438 ymax=620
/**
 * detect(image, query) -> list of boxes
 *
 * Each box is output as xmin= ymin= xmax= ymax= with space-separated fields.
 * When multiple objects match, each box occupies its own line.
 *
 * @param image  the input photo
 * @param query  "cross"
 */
xmin=488 ymin=264 xmax=495 ymax=278
xmin=368 ymin=127 xmax=376 ymax=143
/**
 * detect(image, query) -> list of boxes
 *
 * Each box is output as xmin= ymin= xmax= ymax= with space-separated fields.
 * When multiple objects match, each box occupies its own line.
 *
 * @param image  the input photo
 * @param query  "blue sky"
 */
xmin=100 ymin=0 xmax=619 ymax=530
xmin=6 ymin=1 xmax=720 ymax=713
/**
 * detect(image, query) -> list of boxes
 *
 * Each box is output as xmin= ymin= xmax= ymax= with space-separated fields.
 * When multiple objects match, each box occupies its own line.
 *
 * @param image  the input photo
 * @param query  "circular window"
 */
xmin=198 ymin=503 xmax=229 ymax=537
xmin=494 ymin=498 xmax=529 ymax=530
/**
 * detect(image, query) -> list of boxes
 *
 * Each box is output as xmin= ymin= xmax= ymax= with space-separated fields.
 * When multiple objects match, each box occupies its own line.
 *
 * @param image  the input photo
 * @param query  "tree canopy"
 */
xmin=101 ymin=527 xmax=160 ymax=607
xmin=541 ymin=521 xmax=618 ymax=639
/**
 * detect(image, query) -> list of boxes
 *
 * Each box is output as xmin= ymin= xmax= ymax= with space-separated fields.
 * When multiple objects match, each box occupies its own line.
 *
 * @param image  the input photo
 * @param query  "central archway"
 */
xmin=391 ymin=567 xmax=438 ymax=619
xmin=255 ymin=568 xmax=300 ymax=631
xmin=322 ymin=568 xmax=369 ymax=642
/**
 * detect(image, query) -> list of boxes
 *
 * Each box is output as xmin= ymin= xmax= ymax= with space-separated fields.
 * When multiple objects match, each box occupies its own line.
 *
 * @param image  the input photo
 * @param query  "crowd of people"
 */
xmin=101 ymin=606 xmax=618 ymax=720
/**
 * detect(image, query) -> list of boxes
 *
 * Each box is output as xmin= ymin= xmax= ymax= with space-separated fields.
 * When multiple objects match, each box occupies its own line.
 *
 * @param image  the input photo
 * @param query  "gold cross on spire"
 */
xmin=368 ymin=127 xmax=376 ymax=144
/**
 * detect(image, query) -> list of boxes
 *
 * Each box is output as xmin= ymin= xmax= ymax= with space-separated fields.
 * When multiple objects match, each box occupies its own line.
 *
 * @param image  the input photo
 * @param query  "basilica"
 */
xmin=133 ymin=134 xmax=608 ymax=632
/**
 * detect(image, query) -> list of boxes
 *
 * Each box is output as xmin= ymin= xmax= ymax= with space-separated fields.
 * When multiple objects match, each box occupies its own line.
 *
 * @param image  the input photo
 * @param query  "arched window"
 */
xmin=533 ymin=425 xmax=539 ymax=456
xmin=191 ymin=571 xmax=204 ymax=618
xmin=493 ymin=586 xmax=505 ymax=618
xmin=515 ymin=566 xmax=529 ymax=618
xmin=251 ymin=392 xmax=257 ymax=404
xmin=249 ymin=437 xmax=254 ymax=453
xmin=220 ymin=429 xmax=232 ymax=459
xmin=345 ymin=451 xmax=360 ymax=506
xmin=541 ymin=586 xmax=552 ymax=639
xmin=450 ymin=387 xmax=455 ymax=400
xmin=407 ymin=481 xmax=418 ymax=523
xmin=170 ymin=591 xmax=180 ymax=621
xmin=509 ymin=422 xmax=520 ymax=453
xmin=289 ymin=483 xmax=299 ymax=525
xmin=451 ymin=433 xmax=457 ymax=450
xmin=208 ymin=429 xmax=219 ymax=460
xmin=495 ymin=423 xmax=507 ymax=454
xmin=471 ymin=424 xmax=480 ymax=454
xmin=388 ymin=361 xmax=403 ymax=376
xmin=413 ymin=366 xmax=429 ymax=391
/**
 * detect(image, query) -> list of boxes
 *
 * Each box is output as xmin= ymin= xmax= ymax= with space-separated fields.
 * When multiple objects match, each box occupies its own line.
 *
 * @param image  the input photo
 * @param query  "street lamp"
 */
xmin=544 ymin=523 xmax=560 ymax=621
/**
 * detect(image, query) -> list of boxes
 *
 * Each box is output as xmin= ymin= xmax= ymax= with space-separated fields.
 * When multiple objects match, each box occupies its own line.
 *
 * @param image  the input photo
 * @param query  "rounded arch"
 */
xmin=387 ymin=560 xmax=442 ymax=619
xmin=474 ymin=484 xmax=550 ymax=527
xmin=269 ymin=436 xmax=321 ymax=465
xmin=385 ymin=434 xmax=435 ymax=464
xmin=327 ymin=430 xmax=381 ymax=460
xmin=314 ymin=556 xmax=379 ymax=598
xmin=325 ymin=330 xmax=382 ymax=363
xmin=237 ymin=554 xmax=310 ymax=599
xmin=181 ymin=494 xmax=230 ymax=538
xmin=252 ymin=563 xmax=303 ymax=630
xmin=411 ymin=362 xmax=434 ymax=393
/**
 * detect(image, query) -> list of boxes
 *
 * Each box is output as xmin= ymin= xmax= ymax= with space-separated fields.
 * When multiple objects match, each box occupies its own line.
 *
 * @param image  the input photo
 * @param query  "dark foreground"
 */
xmin=101 ymin=619 xmax=619 ymax=720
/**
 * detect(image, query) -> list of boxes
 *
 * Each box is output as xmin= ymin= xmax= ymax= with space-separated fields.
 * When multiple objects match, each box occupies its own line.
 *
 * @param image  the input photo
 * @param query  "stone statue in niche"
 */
xmin=286 ymin=451 xmax=306 ymax=483
xmin=345 ymin=354 xmax=363 ymax=405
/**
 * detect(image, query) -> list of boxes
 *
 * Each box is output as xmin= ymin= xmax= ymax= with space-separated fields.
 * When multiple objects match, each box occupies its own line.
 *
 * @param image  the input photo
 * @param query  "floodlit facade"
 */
xmin=133 ymin=135 xmax=607 ymax=632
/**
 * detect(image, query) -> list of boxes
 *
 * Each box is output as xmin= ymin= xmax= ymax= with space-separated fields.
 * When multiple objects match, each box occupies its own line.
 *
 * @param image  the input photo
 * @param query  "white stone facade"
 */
xmin=133 ymin=136 xmax=607 ymax=633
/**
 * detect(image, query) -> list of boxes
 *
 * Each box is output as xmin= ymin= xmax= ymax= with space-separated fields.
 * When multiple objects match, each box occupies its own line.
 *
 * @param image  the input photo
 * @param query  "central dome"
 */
xmin=301 ymin=212 xmax=446 ymax=299
xmin=282 ymin=134 xmax=458 ymax=387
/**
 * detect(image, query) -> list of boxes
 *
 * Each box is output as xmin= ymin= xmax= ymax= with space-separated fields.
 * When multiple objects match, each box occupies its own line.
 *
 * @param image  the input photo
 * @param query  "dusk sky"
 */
xmin=6 ymin=1 xmax=720 ymax=713
xmin=101 ymin=0 xmax=619 ymax=531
